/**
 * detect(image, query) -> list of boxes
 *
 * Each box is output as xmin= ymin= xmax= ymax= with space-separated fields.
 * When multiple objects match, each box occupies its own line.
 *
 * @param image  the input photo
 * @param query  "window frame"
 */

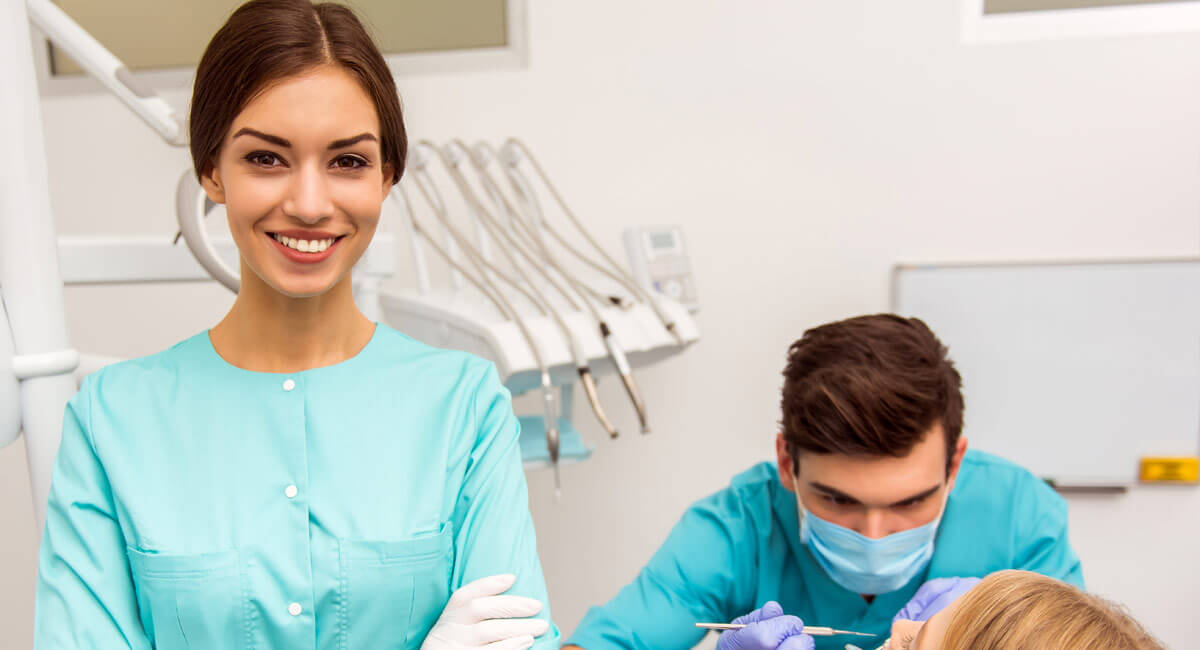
xmin=31 ymin=0 xmax=528 ymax=97
xmin=962 ymin=0 xmax=1200 ymax=42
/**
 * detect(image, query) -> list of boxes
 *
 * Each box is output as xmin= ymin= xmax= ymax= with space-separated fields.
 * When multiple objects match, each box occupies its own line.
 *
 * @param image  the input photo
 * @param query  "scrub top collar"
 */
xmin=771 ymin=478 xmax=929 ymax=628
xmin=197 ymin=322 xmax=383 ymax=379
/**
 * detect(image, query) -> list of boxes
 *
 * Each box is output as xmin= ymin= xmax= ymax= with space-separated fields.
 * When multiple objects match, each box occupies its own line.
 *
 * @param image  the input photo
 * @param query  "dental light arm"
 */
xmin=29 ymin=0 xmax=239 ymax=294
xmin=26 ymin=1 xmax=244 ymax=298
xmin=26 ymin=0 xmax=186 ymax=147
xmin=175 ymin=170 xmax=240 ymax=292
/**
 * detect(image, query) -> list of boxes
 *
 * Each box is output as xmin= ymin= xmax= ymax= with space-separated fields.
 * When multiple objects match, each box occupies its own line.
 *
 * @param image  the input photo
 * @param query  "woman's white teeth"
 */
xmin=273 ymin=234 xmax=335 ymax=253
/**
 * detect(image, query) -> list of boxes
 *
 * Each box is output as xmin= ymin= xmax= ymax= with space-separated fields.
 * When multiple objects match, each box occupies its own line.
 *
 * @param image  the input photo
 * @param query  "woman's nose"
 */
xmin=283 ymin=164 xmax=333 ymax=224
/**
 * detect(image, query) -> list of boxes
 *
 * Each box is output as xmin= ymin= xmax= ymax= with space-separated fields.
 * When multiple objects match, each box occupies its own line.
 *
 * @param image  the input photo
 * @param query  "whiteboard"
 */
xmin=892 ymin=260 xmax=1200 ymax=485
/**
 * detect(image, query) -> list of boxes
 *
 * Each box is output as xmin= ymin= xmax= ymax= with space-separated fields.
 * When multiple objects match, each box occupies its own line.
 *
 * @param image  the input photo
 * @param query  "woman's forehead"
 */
xmin=229 ymin=67 xmax=380 ymax=145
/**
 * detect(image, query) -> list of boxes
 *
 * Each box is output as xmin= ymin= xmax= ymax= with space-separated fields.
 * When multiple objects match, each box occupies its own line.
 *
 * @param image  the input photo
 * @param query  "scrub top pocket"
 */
xmin=340 ymin=523 xmax=454 ymax=649
xmin=125 ymin=547 xmax=248 ymax=650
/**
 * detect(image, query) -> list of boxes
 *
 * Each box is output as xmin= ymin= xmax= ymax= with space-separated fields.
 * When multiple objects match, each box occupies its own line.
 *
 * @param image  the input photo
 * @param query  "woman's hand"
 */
xmin=421 ymin=574 xmax=549 ymax=650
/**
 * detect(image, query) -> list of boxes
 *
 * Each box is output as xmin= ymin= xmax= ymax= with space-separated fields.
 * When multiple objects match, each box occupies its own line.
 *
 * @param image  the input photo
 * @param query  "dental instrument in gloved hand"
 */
xmin=421 ymin=574 xmax=549 ymax=650
xmin=700 ymin=602 xmax=876 ymax=649
xmin=699 ymin=623 xmax=877 ymax=637
xmin=706 ymin=601 xmax=821 ymax=650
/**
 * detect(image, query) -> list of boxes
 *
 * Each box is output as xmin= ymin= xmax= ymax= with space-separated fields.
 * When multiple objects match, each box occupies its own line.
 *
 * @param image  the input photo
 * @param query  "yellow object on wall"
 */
xmin=1138 ymin=457 xmax=1199 ymax=483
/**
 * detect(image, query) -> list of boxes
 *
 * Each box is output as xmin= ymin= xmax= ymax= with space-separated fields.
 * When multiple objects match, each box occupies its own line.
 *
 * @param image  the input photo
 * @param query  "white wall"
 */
xmin=4 ymin=0 xmax=1199 ymax=647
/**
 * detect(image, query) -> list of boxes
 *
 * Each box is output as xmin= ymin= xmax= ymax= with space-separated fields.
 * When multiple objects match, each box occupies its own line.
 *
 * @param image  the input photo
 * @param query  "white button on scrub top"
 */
xmin=288 ymin=602 xmax=302 ymax=616
xmin=285 ymin=485 xmax=298 ymax=499
xmin=282 ymin=379 xmax=295 ymax=391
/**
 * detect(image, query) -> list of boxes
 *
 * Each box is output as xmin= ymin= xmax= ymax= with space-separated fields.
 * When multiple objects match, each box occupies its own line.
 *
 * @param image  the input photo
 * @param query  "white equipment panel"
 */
xmin=624 ymin=226 xmax=699 ymax=313
xmin=893 ymin=259 xmax=1200 ymax=486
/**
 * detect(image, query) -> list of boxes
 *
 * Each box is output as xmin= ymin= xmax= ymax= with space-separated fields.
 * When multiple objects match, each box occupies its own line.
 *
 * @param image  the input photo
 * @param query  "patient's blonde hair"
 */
xmin=939 ymin=570 xmax=1163 ymax=650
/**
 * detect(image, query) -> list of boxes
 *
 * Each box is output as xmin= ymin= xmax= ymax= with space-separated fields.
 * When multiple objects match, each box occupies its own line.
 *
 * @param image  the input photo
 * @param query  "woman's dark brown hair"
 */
xmin=781 ymin=314 xmax=964 ymax=474
xmin=189 ymin=0 xmax=406 ymax=184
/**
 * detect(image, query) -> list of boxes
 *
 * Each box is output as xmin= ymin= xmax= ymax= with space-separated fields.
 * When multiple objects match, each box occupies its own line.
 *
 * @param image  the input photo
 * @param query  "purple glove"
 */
xmin=893 ymin=577 xmax=982 ymax=622
xmin=717 ymin=601 xmax=814 ymax=650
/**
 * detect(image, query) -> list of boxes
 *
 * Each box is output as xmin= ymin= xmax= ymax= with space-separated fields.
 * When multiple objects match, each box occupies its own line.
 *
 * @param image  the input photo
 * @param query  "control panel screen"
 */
xmin=650 ymin=232 xmax=677 ymax=250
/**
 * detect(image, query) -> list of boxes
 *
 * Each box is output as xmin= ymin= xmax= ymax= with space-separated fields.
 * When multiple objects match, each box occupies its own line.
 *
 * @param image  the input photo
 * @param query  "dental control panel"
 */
xmin=623 ymin=225 xmax=698 ymax=313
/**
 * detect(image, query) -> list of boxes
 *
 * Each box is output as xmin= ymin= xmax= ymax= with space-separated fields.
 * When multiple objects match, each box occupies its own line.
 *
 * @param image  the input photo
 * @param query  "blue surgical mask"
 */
xmin=796 ymin=484 xmax=945 ymax=595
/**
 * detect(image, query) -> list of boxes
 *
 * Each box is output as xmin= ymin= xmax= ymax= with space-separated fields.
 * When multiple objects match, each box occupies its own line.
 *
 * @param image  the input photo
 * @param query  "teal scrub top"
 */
xmin=35 ymin=324 xmax=560 ymax=649
xmin=567 ymin=451 xmax=1083 ymax=650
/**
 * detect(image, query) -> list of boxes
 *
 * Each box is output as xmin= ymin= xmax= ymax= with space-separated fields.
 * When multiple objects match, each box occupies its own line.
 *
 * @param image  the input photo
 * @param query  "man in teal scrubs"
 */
xmin=565 ymin=314 xmax=1083 ymax=650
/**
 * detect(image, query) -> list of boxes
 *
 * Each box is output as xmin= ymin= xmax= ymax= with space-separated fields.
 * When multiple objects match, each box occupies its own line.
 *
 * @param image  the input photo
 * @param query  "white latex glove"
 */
xmin=421 ymin=574 xmax=549 ymax=650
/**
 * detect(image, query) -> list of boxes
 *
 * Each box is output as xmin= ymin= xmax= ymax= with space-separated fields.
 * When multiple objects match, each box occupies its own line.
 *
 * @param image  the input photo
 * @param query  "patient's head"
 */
xmin=887 ymin=570 xmax=1163 ymax=650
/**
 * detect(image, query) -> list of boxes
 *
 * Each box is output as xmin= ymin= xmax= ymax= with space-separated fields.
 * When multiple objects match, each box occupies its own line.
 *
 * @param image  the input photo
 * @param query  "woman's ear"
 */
xmin=380 ymin=164 xmax=396 ymax=197
xmin=199 ymin=164 xmax=227 ymax=205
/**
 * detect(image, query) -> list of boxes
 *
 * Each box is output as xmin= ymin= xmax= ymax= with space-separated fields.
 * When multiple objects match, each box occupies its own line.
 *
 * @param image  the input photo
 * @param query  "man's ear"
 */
xmin=199 ymin=164 xmax=227 ymax=205
xmin=945 ymin=435 xmax=969 ymax=492
xmin=776 ymin=433 xmax=797 ymax=492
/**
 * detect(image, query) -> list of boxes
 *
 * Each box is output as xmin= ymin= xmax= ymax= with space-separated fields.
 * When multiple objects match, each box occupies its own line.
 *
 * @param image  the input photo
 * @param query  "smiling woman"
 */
xmin=189 ymin=0 xmax=403 ymax=304
xmin=198 ymin=66 xmax=393 ymax=302
xmin=33 ymin=2 xmax=558 ymax=649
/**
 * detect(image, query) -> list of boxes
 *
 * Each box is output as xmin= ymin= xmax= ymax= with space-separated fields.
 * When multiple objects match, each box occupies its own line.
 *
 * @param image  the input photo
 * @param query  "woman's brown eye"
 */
xmin=246 ymin=152 xmax=280 ymax=166
xmin=335 ymin=155 xmax=367 ymax=169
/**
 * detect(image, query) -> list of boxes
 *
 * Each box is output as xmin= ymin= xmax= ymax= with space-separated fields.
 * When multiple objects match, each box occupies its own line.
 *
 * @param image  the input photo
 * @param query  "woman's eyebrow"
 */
xmin=233 ymin=128 xmax=289 ymax=147
xmin=230 ymin=129 xmax=377 ymax=150
xmin=328 ymin=133 xmax=377 ymax=150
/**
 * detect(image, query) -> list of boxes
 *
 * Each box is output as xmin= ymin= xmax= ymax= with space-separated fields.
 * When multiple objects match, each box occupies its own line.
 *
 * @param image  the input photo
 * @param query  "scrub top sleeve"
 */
xmin=1014 ymin=479 xmax=1085 ymax=589
xmin=567 ymin=489 xmax=755 ymax=650
xmin=34 ymin=379 xmax=151 ymax=650
xmin=449 ymin=362 xmax=561 ymax=648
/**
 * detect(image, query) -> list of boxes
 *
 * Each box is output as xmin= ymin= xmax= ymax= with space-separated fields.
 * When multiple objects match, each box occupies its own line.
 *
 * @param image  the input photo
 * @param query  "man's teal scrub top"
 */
xmin=568 ymin=450 xmax=1083 ymax=650
xmin=35 ymin=325 xmax=560 ymax=649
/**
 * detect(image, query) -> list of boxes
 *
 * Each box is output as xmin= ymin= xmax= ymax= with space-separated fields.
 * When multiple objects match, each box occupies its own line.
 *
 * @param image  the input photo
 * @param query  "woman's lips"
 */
xmin=268 ymin=232 xmax=344 ymax=264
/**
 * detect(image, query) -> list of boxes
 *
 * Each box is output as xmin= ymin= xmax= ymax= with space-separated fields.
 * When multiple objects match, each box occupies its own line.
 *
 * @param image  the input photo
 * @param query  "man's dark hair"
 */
xmin=781 ymin=314 xmax=964 ymax=474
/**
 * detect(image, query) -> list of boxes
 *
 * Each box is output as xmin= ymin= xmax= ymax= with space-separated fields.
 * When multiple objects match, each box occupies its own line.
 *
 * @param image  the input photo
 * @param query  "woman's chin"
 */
xmin=265 ymin=272 xmax=344 ymax=299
